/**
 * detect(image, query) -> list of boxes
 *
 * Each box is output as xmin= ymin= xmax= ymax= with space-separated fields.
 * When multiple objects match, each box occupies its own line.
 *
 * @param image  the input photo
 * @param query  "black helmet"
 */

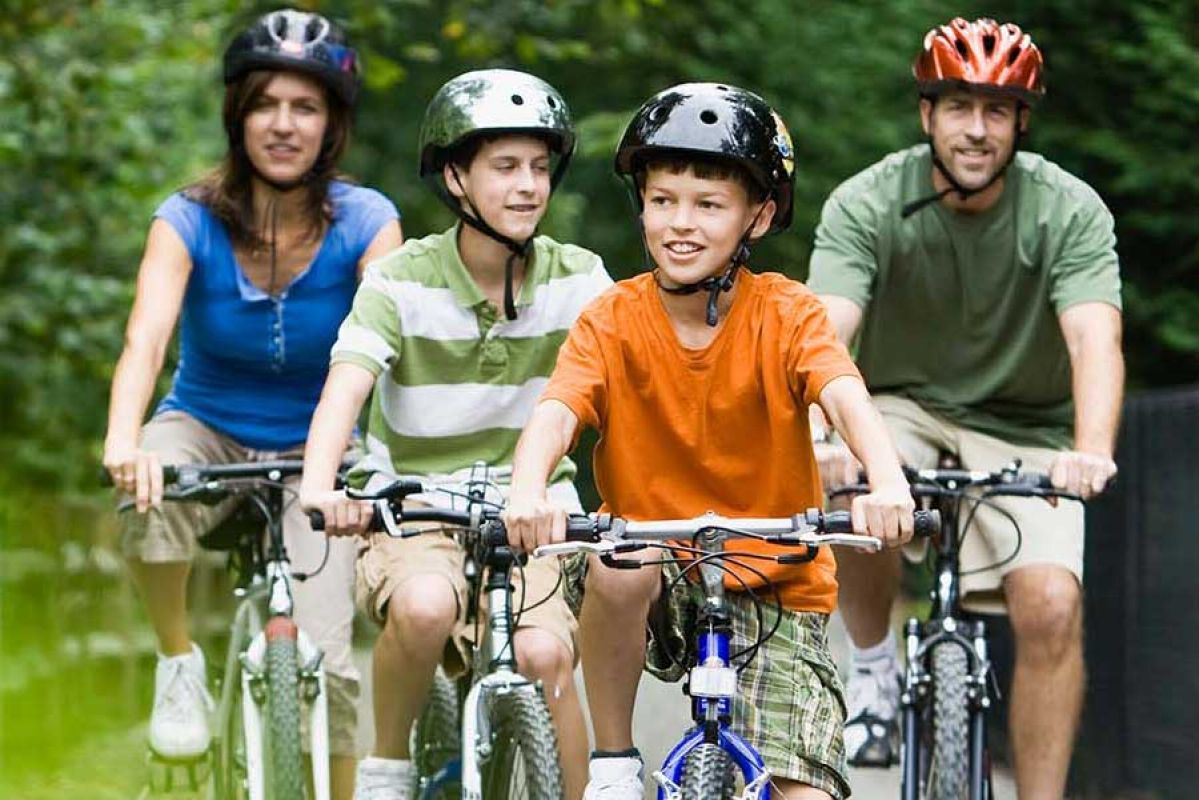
xmin=224 ymin=9 xmax=360 ymax=107
xmin=615 ymin=83 xmax=795 ymax=232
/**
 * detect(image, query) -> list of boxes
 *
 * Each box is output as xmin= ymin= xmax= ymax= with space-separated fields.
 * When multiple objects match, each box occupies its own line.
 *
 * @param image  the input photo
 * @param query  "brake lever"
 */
xmin=533 ymin=540 xmax=617 ymax=558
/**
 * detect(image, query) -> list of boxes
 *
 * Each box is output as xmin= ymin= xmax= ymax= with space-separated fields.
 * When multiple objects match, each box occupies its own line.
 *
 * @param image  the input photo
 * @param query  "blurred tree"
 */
xmin=0 ymin=0 xmax=1194 ymax=489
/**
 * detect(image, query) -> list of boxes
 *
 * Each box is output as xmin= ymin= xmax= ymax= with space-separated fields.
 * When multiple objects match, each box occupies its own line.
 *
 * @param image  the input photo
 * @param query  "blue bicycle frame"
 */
xmin=651 ymin=528 xmax=786 ymax=800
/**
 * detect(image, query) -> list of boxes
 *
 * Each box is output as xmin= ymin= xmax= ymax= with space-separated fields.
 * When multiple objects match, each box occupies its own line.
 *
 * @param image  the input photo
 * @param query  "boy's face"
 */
xmin=445 ymin=135 xmax=552 ymax=242
xmin=641 ymin=165 xmax=775 ymax=288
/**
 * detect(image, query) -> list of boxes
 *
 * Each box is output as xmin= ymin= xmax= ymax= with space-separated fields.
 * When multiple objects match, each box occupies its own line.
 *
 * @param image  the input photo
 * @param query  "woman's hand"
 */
xmin=103 ymin=437 xmax=163 ymax=513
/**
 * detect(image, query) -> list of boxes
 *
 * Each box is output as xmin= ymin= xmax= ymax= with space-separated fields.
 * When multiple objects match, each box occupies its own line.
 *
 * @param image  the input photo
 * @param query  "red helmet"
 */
xmin=914 ymin=18 xmax=1045 ymax=104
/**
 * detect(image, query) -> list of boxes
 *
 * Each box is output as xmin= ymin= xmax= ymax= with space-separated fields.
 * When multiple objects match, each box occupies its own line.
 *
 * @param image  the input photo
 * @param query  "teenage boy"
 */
xmin=301 ymin=70 xmax=612 ymax=800
xmin=503 ymin=83 xmax=915 ymax=800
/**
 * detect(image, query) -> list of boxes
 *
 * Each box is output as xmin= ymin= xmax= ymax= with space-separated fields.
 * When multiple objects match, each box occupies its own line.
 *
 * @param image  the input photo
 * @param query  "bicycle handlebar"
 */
xmin=829 ymin=463 xmax=1085 ymax=505
xmin=307 ymin=478 xmax=939 ymax=558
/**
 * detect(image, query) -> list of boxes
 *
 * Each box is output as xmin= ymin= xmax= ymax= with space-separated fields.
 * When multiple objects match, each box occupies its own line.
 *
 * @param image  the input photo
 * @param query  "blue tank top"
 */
xmin=155 ymin=181 xmax=399 ymax=450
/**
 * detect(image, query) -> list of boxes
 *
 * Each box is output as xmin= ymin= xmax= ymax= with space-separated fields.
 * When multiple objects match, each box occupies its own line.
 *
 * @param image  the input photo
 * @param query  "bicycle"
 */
xmin=309 ymin=468 xmax=571 ymax=800
xmin=833 ymin=460 xmax=1081 ymax=800
xmin=534 ymin=506 xmax=939 ymax=800
xmin=113 ymin=460 xmax=336 ymax=800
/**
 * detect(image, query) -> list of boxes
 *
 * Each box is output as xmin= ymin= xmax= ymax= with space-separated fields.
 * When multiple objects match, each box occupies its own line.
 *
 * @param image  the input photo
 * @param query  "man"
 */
xmin=807 ymin=17 xmax=1122 ymax=800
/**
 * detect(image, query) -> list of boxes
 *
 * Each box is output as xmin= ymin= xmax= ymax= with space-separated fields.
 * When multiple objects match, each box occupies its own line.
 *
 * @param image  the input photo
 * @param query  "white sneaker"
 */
xmin=843 ymin=657 xmax=901 ymax=767
xmin=583 ymin=755 xmax=645 ymax=800
xmin=354 ymin=757 xmax=412 ymax=800
xmin=148 ymin=643 xmax=214 ymax=759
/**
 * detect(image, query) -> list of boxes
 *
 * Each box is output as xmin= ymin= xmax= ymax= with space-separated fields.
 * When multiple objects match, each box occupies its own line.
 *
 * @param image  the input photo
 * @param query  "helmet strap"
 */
xmin=648 ymin=205 xmax=764 ymax=327
xmin=425 ymin=165 xmax=534 ymax=321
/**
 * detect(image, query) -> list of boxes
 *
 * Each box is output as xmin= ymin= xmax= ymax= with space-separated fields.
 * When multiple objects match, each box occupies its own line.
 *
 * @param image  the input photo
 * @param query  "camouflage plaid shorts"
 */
xmin=564 ymin=556 xmax=851 ymax=799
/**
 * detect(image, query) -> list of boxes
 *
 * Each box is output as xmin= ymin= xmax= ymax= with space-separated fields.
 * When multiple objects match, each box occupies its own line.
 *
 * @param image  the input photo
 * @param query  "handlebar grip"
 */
xmin=819 ymin=510 xmax=853 ymax=534
xmin=99 ymin=464 xmax=181 ymax=487
xmin=914 ymin=509 xmax=940 ymax=538
xmin=565 ymin=514 xmax=601 ymax=541
xmin=308 ymin=509 xmax=326 ymax=531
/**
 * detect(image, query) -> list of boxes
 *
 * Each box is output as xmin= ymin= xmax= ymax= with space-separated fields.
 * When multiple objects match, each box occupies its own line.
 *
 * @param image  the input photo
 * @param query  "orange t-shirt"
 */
xmin=542 ymin=271 xmax=862 ymax=612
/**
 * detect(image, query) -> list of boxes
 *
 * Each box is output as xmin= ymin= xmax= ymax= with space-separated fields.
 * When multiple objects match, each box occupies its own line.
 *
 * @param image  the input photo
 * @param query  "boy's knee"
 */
xmin=385 ymin=576 xmax=458 ymax=645
xmin=514 ymin=628 xmax=573 ymax=686
xmin=584 ymin=555 xmax=659 ymax=608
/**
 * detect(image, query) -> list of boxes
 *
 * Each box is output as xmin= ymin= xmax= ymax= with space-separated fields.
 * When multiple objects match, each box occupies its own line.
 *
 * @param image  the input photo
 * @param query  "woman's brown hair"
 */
xmin=186 ymin=70 xmax=353 ymax=249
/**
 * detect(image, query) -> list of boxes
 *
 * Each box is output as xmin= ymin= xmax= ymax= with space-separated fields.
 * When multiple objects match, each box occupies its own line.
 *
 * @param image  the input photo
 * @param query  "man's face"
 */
xmin=920 ymin=90 xmax=1028 ymax=191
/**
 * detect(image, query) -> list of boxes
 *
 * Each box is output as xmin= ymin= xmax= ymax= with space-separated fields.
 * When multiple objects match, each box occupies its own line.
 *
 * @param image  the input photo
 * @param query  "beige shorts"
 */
xmin=356 ymin=526 xmax=578 ymax=677
xmin=119 ymin=410 xmax=361 ymax=755
xmin=873 ymin=394 xmax=1085 ymax=613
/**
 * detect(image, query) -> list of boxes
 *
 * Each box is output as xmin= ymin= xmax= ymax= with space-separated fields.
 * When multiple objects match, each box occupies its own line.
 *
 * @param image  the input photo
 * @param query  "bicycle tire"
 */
xmin=927 ymin=643 xmax=970 ymax=800
xmin=264 ymin=622 xmax=307 ymax=800
xmin=679 ymin=742 xmax=736 ymax=800
xmin=480 ymin=689 xmax=563 ymax=800
xmin=411 ymin=667 xmax=461 ymax=799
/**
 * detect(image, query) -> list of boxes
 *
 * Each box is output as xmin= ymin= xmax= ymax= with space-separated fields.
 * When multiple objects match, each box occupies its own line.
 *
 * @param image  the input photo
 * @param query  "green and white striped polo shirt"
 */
xmin=331 ymin=225 xmax=612 ymax=508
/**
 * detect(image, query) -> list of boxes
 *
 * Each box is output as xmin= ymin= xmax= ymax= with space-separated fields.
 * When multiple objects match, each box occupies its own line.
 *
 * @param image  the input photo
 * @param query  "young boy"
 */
xmin=503 ymin=83 xmax=915 ymax=800
xmin=301 ymin=70 xmax=612 ymax=800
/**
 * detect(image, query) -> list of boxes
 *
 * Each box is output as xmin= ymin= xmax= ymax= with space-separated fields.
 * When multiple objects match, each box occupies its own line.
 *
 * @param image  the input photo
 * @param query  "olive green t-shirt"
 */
xmin=808 ymin=146 xmax=1121 ymax=449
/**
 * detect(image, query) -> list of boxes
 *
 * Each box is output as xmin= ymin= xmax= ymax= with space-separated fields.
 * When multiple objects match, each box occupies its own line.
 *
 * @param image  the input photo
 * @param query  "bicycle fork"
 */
xmin=899 ymin=617 xmax=993 ymax=800
xmin=239 ymin=561 xmax=330 ymax=800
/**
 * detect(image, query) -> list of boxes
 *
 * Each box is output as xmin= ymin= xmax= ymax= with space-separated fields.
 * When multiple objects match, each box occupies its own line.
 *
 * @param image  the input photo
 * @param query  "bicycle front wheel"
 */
xmin=264 ymin=620 xmax=306 ymax=800
xmin=680 ymin=742 xmax=736 ymax=800
xmin=480 ymin=689 xmax=563 ymax=800
xmin=927 ymin=643 xmax=969 ymax=800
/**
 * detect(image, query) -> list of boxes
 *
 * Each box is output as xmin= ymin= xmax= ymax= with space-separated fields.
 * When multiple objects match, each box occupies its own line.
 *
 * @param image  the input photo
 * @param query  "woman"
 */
xmin=102 ymin=10 xmax=401 ymax=798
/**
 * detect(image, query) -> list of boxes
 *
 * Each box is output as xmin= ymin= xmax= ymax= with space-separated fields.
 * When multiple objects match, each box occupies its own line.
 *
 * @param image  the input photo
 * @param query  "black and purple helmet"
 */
xmin=223 ymin=9 xmax=360 ymax=107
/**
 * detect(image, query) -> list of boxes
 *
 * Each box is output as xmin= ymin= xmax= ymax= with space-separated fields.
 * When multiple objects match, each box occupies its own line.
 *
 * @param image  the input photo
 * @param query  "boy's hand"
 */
xmin=301 ymin=489 xmax=373 ymax=538
xmin=502 ymin=491 xmax=566 ymax=553
xmin=851 ymin=484 xmax=916 ymax=548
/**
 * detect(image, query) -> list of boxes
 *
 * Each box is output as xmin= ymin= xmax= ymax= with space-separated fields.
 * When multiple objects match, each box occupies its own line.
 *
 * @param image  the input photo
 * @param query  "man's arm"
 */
xmin=504 ymin=399 xmax=581 ymax=552
xmin=1054 ymin=302 xmax=1123 ymax=497
xmin=810 ymin=295 xmax=867 ymax=489
xmin=818 ymin=375 xmax=914 ymax=546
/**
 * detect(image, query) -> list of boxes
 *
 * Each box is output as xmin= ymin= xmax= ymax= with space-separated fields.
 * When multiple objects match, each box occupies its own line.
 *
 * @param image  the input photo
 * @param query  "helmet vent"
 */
xmin=511 ymin=93 xmax=525 ymax=106
xmin=648 ymin=106 xmax=666 ymax=122
xmin=954 ymin=38 xmax=969 ymax=58
xmin=547 ymin=96 xmax=558 ymax=108
xmin=982 ymin=34 xmax=995 ymax=54
xmin=1007 ymin=46 xmax=1022 ymax=65
xmin=700 ymin=109 xmax=718 ymax=125
xmin=716 ymin=85 xmax=729 ymax=91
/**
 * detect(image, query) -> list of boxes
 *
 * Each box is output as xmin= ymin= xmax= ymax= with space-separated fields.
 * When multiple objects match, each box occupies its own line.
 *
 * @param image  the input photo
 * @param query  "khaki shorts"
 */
xmin=564 ymin=556 xmax=850 ymax=799
xmin=119 ymin=410 xmax=361 ymax=755
xmin=873 ymin=394 xmax=1085 ymax=613
xmin=356 ymin=526 xmax=578 ymax=677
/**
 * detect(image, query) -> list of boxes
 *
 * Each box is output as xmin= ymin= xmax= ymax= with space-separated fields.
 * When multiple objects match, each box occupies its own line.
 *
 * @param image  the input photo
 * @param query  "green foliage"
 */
xmin=1 ymin=0 xmax=1195 ymax=489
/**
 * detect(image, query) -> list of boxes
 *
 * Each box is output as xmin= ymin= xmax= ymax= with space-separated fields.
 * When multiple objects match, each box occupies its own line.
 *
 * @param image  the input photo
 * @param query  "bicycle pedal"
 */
xmin=145 ymin=748 xmax=211 ymax=795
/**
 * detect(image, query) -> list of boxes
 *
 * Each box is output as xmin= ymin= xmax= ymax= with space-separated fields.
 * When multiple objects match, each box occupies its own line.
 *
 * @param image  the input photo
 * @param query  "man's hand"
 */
xmin=1049 ymin=450 xmax=1117 ymax=500
xmin=502 ymin=491 xmax=566 ymax=553
xmin=301 ymin=489 xmax=373 ymax=538
xmin=814 ymin=441 xmax=861 ymax=494
xmin=851 ymin=484 xmax=916 ymax=548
